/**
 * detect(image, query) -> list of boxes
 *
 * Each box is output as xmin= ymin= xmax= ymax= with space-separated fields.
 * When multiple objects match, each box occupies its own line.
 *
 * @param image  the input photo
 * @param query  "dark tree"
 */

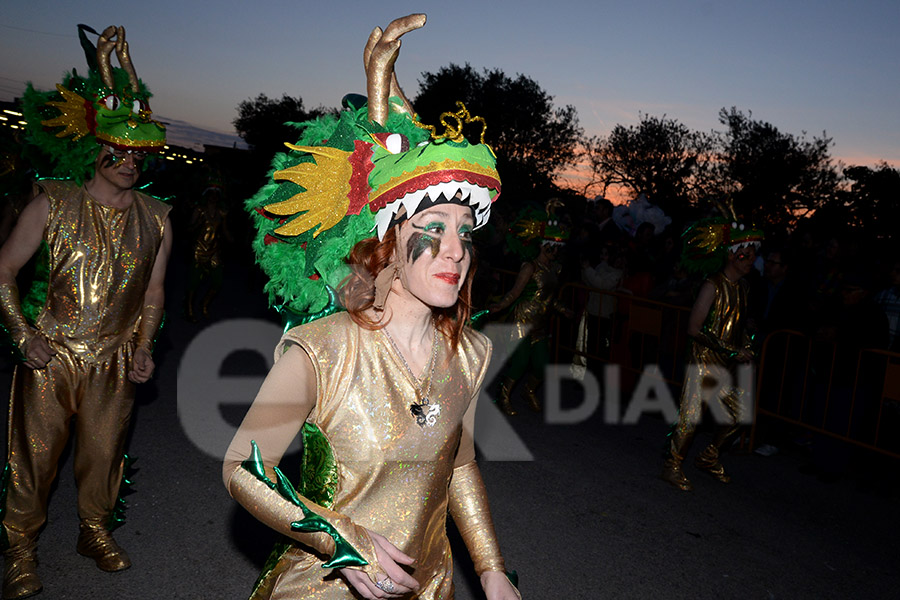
xmin=716 ymin=107 xmax=839 ymax=229
xmin=413 ymin=64 xmax=582 ymax=203
xmin=838 ymin=163 xmax=900 ymax=242
xmin=580 ymin=114 xmax=716 ymax=213
xmin=233 ymin=94 xmax=335 ymax=167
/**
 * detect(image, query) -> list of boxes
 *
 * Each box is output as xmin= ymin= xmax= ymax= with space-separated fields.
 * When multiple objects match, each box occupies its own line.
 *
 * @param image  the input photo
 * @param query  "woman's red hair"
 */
xmin=340 ymin=227 xmax=475 ymax=351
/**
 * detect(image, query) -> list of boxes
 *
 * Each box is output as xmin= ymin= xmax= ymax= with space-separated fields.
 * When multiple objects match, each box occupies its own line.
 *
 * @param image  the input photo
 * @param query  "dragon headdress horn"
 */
xmin=363 ymin=14 xmax=426 ymax=125
xmin=96 ymin=25 xmax=140 ymax=94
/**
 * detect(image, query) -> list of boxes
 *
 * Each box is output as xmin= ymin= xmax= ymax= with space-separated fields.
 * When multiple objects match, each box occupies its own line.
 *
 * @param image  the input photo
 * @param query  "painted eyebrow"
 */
xmin=415 ymin=211 xmax=451 ymax=220
xmin=412 ymin=212 xmax=475 ymax=226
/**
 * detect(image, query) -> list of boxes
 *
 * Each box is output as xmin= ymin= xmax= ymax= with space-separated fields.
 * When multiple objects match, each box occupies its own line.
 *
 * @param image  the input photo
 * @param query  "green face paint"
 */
xmin=406 ymin=220 xmax=475 ymax=263
xmin=407 ymin=222 xmax=442 ymax=262
xmin=459 ymin=224 xmax=474 ymax=258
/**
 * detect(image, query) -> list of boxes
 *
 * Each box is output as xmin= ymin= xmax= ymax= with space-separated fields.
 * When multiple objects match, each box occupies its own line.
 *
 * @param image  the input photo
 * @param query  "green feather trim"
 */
xmin=23 ymin=83 xmax=97 ymax=185
xmin=246 ymin=102 xmax=428 ymax=320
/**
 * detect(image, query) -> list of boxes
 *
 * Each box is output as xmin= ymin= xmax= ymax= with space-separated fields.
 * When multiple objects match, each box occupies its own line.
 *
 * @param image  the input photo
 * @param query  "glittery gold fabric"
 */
xmin=670 ymin=272 xmax=750 ymax=457
xmin=0 ymin=284 xmax=34 ymax=353
xmin=227 ymin=312 xmax=493 ymax=599
xmin=511 ymin=260 xmax=560 ymax=343
xmin=134 ymin=305 xmax=163 ymax=353
xmin=191 ymin=212 xmax=225 ymax=270
xmin=689 ymin=272 xmax=751 ymax=366
xmin=5 ymin=333 xmax=137 ymax=536
xmin=3 ymin=179 xmax=169 ymax=544
xmin=448 ymin=461 xmax=506 ymax=575
xmin=32 ymin=180 xmax=170 ymax=362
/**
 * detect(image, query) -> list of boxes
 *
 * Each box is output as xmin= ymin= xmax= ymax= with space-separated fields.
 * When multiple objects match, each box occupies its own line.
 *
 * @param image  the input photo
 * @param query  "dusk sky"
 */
xmin=2 ymin=0 xmax=898 ymax=170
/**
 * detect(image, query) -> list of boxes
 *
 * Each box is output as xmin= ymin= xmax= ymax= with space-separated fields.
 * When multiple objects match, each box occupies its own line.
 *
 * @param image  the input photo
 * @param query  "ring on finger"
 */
xmin=375 ymin=577 xmax=395 ymax=593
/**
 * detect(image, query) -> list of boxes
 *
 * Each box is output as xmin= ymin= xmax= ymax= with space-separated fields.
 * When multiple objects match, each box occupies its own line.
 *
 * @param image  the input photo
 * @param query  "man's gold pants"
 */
xmin=3 ymin=342 xmax=135 ymax=548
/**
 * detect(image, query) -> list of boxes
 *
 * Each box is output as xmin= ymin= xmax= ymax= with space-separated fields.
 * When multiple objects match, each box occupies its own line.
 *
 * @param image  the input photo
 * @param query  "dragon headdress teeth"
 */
xmin=246 ymin=14 xmax=502 ymax=319
xmin=726 ymin=222 xmax=763 ymax=253
xmin=375 ymin=185 xmax=493 ymax=242
xmin=22 ymin=24 xmax=166 ymax=182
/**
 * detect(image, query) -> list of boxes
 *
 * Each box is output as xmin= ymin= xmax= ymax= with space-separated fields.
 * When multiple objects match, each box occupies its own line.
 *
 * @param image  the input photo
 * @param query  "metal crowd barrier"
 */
xmin=484 ymin=268 xmax=900 ymax=461
xmin=552 ymin=282 xmax=692 ymax=388
xmin=750 ymin=329 xmax=900 ymax=459
xmin=483 ymin=271 xmax=692 ymax=387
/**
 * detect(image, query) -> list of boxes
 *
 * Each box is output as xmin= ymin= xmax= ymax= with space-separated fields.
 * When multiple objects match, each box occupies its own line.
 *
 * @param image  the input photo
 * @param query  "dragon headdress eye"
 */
xmin=369 ymin=132 xmax=410 ymax=154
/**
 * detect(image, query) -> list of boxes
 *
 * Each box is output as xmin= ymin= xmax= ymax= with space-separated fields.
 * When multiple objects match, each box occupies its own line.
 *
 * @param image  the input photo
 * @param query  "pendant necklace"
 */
xmin=382 ymin=321 xmax=441 ymax=428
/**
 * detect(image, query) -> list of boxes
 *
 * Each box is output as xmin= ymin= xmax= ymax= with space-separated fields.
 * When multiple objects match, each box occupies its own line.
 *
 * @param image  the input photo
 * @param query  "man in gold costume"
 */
xmin=0 ymin=25 xmax=171 ymax=599
xmin=662 ymin=219 xmax=763 ymax=491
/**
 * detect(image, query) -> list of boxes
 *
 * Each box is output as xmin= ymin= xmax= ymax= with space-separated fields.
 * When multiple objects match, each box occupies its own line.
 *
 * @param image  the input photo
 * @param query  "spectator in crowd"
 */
xmin=817 ymin=270 xmax=889 ymax=351
xmin=874 ymin=259 xmax=900 ymax=352
xmin=576 ymin=244 xmax=624 ymax=367
xmin=185 ymin=181 xmax=230 ymax=321
xmin=751 ymin=248 xmax=807 ymax=337
xmin=650 ymin=262 xmax=695 ymax=307
xmin=805 ymin=269 xmax=889 ymax=480
xmin=809 ymin=235 xmax=844 ymax=320
xmin=588 ymin=196 xmax=622 ymax=248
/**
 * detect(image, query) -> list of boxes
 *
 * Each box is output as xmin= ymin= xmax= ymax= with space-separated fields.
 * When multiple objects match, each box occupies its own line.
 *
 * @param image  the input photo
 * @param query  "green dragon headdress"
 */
xmin=513 ymin=198 xmax=570 ymax=246
xmin=247 ymin=14 xmax=502 ymax=321
xmin=504 ymin=199 xmax=570 ymax=260
xmin=682 ymin=199 xmax=764 ymax=275
xmin=22 ymin=24 xmax=166 ymax=183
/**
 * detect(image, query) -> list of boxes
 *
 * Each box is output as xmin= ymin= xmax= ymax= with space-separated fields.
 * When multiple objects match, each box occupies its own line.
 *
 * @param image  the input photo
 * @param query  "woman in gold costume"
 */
xmin=489 ymin=206 xmax=569 ymax=416
xmin=662 ymin=217 xmax=763 ymax=491
xmin=185 ymin=181 xmax=229 ymax=321
xmin=224 ymin=200 xmax=519 ymax=599
xmin=223 ymin=14 xmax=520 ymax=600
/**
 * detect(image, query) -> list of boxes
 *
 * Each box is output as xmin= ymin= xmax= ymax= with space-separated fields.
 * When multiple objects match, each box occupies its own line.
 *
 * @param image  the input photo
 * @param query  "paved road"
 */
xmin=1 ymin=251 xmax=897 ymax=600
